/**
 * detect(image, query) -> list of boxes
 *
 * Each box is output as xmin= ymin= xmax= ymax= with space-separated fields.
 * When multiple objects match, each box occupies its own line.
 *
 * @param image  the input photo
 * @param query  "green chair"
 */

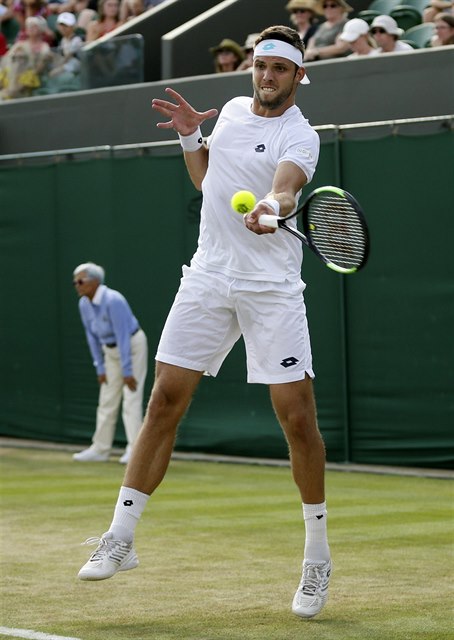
xmin=390 ymin=5 xmax=422 ymax=30
xmin=399 ymin=38 xmax=419 ymax=47
xmin=0 ymin=17 xmax=20 ymax=46
xmin=398 ymin=0 xmax=431 ymax=13
xmin=404 ymin=22 xmax=435 ymax=47
xmin=357 ymin=0 xmax=402 ymax=23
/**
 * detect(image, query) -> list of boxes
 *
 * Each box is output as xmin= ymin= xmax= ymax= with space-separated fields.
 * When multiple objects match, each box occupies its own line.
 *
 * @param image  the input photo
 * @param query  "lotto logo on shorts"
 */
xmin=280 ymin=357 xmax=299 ymax=368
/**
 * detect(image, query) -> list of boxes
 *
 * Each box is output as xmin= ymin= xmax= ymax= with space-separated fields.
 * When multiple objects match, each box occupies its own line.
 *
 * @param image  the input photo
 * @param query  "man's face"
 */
xmin=73 ymin=271 xmax=98 ymax=298
xmin=370 ymin=27 xmax=393 ymax=49
xmin=252 ymin=56 xmax=302 ymax=110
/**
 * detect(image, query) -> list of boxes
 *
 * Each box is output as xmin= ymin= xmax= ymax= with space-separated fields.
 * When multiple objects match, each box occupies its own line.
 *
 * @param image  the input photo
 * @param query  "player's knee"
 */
xmin=145 ymin=382 xmax=190 ymax=423
xmin=282 ymin=413 xmax=322 ymax=449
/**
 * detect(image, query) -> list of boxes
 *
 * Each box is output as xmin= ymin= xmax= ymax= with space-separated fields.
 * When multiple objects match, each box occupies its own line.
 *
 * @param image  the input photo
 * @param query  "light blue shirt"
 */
xmin=79 ymin=285 xmax=140 ymax=377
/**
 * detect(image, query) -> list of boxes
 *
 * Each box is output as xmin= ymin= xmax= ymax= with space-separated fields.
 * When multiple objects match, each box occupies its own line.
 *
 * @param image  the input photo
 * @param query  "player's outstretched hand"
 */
xmin=151 ymin=87 xmax=218 ymax=136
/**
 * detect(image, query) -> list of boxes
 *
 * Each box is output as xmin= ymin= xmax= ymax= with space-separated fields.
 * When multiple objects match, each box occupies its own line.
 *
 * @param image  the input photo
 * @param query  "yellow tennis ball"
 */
xmin=230 ymin=190 xmax=256 ymax=214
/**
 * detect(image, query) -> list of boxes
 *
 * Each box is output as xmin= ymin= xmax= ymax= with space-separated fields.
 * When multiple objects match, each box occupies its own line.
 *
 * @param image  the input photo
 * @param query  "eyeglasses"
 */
xmin=323 ymin=3 xmax=339 ymax=8
xmin=73 ymin=278 xmax=89 ymax=286
xmin=292 ymin=8 xmax=310 ymax=12
xmin=371 ymin=28 xmax=387 ymax=34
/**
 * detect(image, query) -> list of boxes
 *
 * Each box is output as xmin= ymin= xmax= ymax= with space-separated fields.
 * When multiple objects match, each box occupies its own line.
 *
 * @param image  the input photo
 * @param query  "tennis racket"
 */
xmin=259 ymin=186 xmax=370 ymax=274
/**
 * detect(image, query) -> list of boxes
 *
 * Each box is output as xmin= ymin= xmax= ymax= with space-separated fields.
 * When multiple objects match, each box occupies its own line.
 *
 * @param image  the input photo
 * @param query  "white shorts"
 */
xmin=156 ymin=265 xmax=314 ymax=384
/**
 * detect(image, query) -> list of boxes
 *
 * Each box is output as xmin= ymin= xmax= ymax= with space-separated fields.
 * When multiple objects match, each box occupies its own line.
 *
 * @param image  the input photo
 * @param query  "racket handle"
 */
xmin=259 ymin=214 xmax=282 ymax=228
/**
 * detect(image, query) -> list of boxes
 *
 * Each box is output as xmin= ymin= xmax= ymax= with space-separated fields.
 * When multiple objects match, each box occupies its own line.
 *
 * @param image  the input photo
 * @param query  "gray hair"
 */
xmin=25 ymin=16 xmax=48 ymax=32
xmin=73 ymin=262 xmax=105 ymax=283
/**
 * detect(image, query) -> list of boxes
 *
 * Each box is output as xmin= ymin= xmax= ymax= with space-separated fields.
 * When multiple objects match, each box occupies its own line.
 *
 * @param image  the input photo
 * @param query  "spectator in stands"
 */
xmin=48 ymin=11 xmax=82 ymax=80
xmin=370 ymin=15 xmax=413 ymax=52
xmin=72 ymin=262 xmax=148 ymax=465
xmin=12 ymin=0 xmax=56 ymax=44
xmin=304 ymin=0 xmax=352 ymax=61
xmin=0 ymin=1 xmax=9 ymax=54
xmin=74 ymin=0 xmax=98 ymax=36
xmin=431 ymin=12 xmax=454 ymax=44
xmin=236 ymin=32 xmax=259 ymax=71
xmin=209 ymin=38 xmax=245 ymax=73
xmin=423 ymin=0 xmax=453 ymax=23
xmin=85 ymin=0 xmax=123 ymax=42
xmin=286 ymin=0 xmax=323 ymax=48
xmin=0 ymin=15 xmax=53 ymax=99
xmin=0 ymin=0 xmax=14 ymax=26
xmin=339 ymin=17 xmax=379 ymax=56
xmin=120 ymin=0 xmax=146 ymax=23
xmin=0 ymin=31 xmax=7 ymax=55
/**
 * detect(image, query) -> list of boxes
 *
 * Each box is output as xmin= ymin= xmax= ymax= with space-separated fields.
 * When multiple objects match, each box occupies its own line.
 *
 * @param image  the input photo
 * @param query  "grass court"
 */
xmin=0 ymin=446 xmax=452 ymax=640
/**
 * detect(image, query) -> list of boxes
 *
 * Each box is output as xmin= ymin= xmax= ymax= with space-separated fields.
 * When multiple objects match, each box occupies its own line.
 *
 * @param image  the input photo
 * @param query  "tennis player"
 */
xmin=78 ymin=25 xmax=332 ymax=619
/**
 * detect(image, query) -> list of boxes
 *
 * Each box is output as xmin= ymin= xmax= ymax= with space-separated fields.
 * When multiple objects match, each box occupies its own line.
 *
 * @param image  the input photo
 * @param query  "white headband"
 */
xmin=253 ymin=39 xmax=310 ymax=85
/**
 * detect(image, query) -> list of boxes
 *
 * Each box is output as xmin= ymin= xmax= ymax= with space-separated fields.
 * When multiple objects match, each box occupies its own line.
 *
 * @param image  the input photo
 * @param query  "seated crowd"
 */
xmin=0 ymin=0 xmax=164 ymax=98
xmin=0 ymin=0 xmax=453 ymax=100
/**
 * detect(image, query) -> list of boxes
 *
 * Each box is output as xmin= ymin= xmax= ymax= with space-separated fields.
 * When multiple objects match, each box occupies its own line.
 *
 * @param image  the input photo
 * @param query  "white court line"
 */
xmin=0 ymin=628 xmax=81 ymax=640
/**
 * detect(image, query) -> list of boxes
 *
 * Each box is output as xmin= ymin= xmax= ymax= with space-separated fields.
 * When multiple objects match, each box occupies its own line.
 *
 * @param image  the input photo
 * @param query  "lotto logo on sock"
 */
xmin=123 ymin=500 xmax=134 ymax=506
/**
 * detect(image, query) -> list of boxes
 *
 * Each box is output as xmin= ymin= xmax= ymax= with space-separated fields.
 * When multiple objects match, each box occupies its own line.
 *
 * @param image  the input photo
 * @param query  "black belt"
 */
xmin=105 ymin=327 xmax=140 ymax=349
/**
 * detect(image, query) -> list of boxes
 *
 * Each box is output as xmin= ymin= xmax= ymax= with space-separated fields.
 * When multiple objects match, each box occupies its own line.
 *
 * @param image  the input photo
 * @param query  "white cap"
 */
xmin=57 ymin=12 xmax=76 ymax=26
xmin=370 ymin=15 xmax=404 ymax=36
xmin=340 ymin=18 xmax=370 ymax=42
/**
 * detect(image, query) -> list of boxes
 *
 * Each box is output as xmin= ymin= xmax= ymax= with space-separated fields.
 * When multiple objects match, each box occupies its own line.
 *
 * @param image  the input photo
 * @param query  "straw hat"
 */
xmin=285 ymin=0 xmax=324 ymax=16
xmin=209 ymin=38 xmax=245 ymax=61
xmin=326 ymin=0 xmax=354 ymax=13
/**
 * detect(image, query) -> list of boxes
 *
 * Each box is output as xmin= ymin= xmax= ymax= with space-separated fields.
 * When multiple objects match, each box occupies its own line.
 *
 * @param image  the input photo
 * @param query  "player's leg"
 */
xmin=270 ymin=378 xmax=331 ymax=619
xmin=78 ymin=362 xmax=203 ymax=581
xmin=123 ymin=362 xmax=203 ymax=494
xmin=78 ymin=268 xmax=241 ymax=581
xmin=270 ymin=377 xmax=325 ymax=504
xmin=237 ymin=279 xmax=331 ymax=618
xmin=120 ymin=329 xmax=148 ymax=464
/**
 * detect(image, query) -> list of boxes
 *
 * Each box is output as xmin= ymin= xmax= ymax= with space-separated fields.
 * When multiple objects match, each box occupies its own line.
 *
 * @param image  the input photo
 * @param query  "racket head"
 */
xmin=301 ymin=186 xmax=370 ymax=274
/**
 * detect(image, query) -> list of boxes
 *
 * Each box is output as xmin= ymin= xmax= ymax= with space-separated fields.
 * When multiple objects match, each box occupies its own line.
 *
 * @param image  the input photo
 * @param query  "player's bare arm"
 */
xmin=244 ymin=160 xmax=307 ymax=235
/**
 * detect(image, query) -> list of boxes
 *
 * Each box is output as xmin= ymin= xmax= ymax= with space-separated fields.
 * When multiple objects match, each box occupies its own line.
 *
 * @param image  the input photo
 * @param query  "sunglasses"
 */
xmin=323 ymin=3 xmax=339 ymax=7
xmin=73 ymin=278 xmax=89 ymax=286
xmin=371 ymin=27 xmax=387 ymax=34
xmin=292 ymin=8 xmax=310 ymax=12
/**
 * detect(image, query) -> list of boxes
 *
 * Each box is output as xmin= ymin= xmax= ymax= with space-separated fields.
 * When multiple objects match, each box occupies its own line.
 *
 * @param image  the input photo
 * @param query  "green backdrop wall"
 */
xmin=0 ymin=120 xmax=453 ymax=468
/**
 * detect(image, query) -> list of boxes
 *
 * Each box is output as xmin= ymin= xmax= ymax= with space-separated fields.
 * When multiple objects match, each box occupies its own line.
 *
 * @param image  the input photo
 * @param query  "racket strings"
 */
xmin=307 ymin=196 xmax=367 ymax=269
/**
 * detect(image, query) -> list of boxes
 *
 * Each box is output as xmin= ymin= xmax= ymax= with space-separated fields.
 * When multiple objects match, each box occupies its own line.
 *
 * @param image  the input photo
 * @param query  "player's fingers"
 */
xmin=200 ymin=108 xmax=219 ymax=121
xmin=156 ymin=121 xmax=176 ymax=129
xmin=164 ymin=87 xmax=189 ymax=106
xmin=151 ymin=100 xmax=177 ymax=115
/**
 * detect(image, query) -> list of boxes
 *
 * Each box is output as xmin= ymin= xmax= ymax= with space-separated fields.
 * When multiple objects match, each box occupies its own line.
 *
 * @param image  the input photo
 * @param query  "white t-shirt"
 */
xmin=190 ymin=96 xmax=320 ymax=283
xmin=378 ymin=40 xmax=413 ymax=53
xmin=348 ymin=48 xmax=380 ymax=57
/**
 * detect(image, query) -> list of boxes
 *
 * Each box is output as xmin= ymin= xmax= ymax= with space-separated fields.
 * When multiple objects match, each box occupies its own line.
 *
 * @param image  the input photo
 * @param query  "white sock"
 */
xmin=108 ymin=486 xmax=149 ymax=543
xmin=303 ymin=501 xmax=330 ymax=564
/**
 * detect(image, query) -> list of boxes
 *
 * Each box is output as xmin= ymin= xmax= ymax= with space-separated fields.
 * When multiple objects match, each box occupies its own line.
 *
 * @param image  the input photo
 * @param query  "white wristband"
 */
xmin=258 ymin=198 xmax=280 ymax=217
xmin=178 ymin=127 xmax=203 ymax=152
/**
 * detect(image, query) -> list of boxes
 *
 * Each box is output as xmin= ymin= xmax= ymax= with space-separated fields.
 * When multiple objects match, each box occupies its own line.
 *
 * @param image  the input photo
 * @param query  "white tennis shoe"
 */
xmin=78 ymin=532 xmax=138 ymax=581
xmin=73 ymin=446 xmax=109 ymax=462
xmin=292 ymin=559 xmax=331 ymax=618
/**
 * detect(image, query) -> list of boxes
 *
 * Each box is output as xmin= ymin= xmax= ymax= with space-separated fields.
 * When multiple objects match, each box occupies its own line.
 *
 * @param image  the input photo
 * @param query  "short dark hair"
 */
xmin=256 ymin=25 xmax=305 ymax=56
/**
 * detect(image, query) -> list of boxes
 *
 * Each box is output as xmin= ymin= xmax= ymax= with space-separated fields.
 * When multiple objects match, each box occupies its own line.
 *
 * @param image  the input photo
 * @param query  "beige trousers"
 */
xmin=92 ymin=329 xmax=148 ymax=454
